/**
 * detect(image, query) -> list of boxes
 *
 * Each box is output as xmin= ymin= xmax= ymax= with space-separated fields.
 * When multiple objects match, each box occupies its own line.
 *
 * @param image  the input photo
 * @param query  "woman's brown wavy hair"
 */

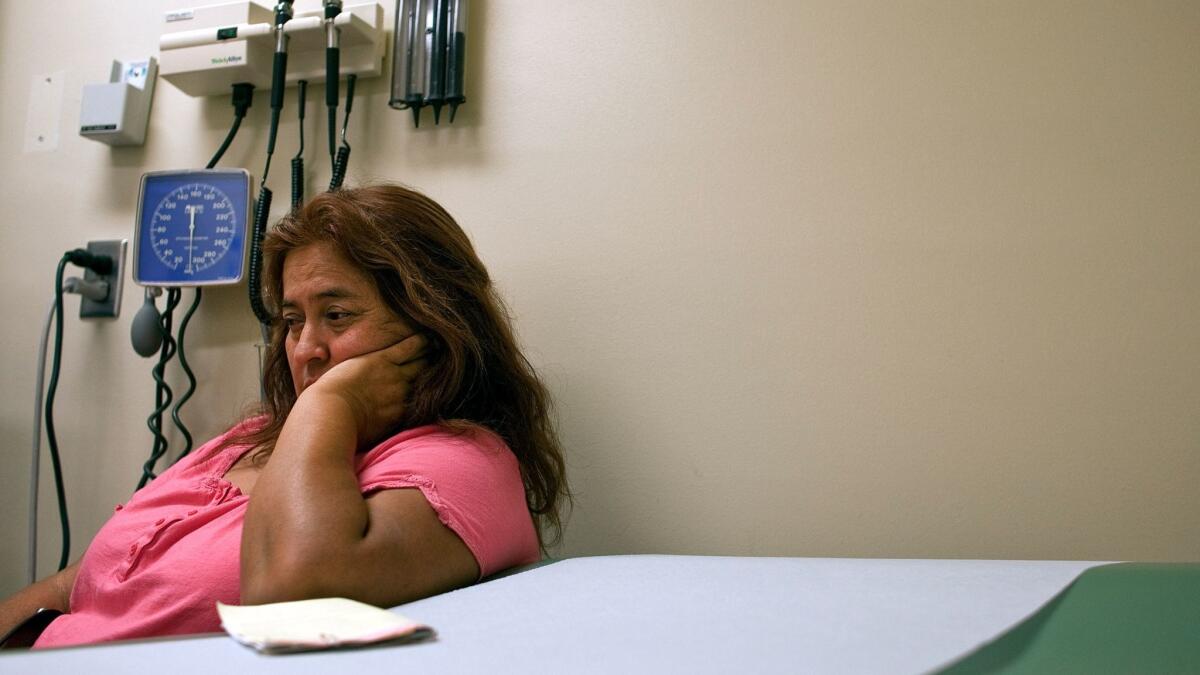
xmin=227 ymin=184 xmax=569 ymax=547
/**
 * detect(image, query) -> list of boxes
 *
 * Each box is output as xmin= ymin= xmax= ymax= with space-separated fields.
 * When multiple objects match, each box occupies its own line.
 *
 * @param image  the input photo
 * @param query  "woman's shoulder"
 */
xmin=354 ymin=423 xmax=519 ymax=488
xmin=367 ymin=423 xmax=510 ymax=459
xmin=355 ymin=423 xmax=538 ymax=577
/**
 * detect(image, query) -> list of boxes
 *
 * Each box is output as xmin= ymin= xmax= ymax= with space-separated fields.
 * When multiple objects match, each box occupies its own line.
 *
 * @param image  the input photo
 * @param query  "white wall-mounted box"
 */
xmin=159 ymin=1 xmax=385 ymax=97
xmin=79 ymin=58 xmax=158 ymax=146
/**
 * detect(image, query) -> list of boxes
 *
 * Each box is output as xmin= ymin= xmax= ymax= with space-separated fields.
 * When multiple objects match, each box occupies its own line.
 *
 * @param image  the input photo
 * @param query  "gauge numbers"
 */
xmin=149 ymin=183 xmax=237 ymax=273
xmin=135 ymin=169 xmax=250 ymax=286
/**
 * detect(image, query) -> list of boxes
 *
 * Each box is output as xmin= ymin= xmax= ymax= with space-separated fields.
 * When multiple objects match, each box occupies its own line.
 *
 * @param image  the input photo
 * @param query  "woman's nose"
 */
xmin=292 ymin=323 xmax=330 ymax=363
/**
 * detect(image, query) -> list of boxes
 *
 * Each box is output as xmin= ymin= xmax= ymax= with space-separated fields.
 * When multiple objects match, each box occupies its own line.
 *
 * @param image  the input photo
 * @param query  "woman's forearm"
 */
xmin=240 ymin=393 xmax=373 ymax=604
xmin=0 ymin=563 xmax=77 ymax=637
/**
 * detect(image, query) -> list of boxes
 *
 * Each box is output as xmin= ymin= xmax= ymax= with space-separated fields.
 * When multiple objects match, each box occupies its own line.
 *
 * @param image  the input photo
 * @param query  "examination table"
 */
xmin=2 ymin=555 xmax=1196 ymax=674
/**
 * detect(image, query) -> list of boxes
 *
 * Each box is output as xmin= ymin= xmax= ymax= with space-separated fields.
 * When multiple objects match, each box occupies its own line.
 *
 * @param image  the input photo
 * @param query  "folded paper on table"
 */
xmin=217 ymin=597 xmax=435 ymax=654
xmin=935 ymin=563 xmax=1200 ymax=674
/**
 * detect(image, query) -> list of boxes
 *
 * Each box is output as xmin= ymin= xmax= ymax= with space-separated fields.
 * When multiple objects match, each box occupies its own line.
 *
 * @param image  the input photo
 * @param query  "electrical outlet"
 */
xmin=79 ymin=239 xmax=128 ymax=319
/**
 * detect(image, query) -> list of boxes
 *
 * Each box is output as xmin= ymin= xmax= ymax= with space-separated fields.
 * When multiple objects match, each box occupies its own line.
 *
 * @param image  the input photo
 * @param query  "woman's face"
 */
xmin=281 ymin=242 xmax=413 ymax=395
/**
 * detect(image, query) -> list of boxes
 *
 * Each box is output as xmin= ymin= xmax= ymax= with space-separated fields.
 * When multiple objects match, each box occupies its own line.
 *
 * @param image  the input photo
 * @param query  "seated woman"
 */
xmin=0 ymin=184 xmax=569 ymax=648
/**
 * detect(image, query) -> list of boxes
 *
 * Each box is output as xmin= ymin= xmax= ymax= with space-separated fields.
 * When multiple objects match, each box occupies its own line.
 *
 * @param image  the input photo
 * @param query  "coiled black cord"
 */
xmin=248 ymin=186 xmax=274 ymax=326
xmin=292 ymin=80 xmax=307 ymax=210
xmin=44 ymin=258 xmax=72 ymax=571
xmin=330 ymin=148 xmax=350 ymax=191
xmin=137 ymin=288 xmax=181 ymax=489
xmin=290 ymin=157 xmax=304 ymax=210
xmin=329 ymin=74 xmax=356 ymax=191
xmin=250 ymin=69 xmax=281 ymax=327
xmin=169 ymin=288 xmax=202 ymax=461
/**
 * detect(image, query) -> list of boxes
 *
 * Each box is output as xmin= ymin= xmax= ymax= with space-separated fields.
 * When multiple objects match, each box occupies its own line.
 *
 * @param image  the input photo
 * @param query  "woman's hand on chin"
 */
xmin=298 ymin=332 xmax=429 ymax=448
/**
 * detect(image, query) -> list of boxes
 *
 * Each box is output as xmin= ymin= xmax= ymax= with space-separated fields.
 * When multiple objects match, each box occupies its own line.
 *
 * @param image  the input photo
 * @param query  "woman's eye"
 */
xmin=282 ymin=316 xmax=303 ymax=331
xmin=326 ymin=311 xmax=352 ymax=322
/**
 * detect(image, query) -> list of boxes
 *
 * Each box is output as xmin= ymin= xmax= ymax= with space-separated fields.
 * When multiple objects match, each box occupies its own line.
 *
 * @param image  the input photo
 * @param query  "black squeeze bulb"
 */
xmin=131 ymin=291 xmax=164 ymax=357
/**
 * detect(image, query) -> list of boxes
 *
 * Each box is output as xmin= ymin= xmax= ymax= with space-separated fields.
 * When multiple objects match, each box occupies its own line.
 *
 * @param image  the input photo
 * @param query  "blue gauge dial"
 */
xmin=149 ymin=183 xmax=237 ymax=273
xmin=135 ymin=169 xmax=251 ymax=286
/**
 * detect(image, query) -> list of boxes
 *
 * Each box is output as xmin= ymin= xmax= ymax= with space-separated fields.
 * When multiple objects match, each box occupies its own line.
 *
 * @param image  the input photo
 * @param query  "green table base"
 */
xmin=937 ymin=563 xmax=1200 ymax=674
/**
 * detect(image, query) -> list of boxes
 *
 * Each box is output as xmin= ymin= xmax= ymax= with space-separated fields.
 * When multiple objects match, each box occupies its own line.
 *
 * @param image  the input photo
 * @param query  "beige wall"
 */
xmin=2 ymin=0 xmax=1197 ymax=595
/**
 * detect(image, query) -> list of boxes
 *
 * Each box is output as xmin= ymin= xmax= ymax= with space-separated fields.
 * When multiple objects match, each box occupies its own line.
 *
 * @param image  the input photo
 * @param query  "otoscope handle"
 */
xmin=326 ymin=47 xmax=340 ymax=107
xmin=326 ymin=42 xmax=339 ymax=159
xmin=271 ymin=51 xmax=288 ymax=110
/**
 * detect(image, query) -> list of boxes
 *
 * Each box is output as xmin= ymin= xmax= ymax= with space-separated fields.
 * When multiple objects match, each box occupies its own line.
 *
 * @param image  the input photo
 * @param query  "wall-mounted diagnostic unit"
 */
xmin=158 ymin=1 xmax=385 ymax=97
xmin=133 ymin=169 xmax=251 ymax=286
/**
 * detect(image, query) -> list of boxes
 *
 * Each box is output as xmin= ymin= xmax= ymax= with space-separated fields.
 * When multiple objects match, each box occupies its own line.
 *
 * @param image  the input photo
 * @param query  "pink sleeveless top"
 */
xmin=34 ymin=423 xmax=539 ymax=648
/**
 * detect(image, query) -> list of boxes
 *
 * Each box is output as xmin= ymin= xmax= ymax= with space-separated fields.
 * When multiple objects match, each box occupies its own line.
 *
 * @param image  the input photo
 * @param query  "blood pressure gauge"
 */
xmin=133 ymin=169 xmax=251 ymax=286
